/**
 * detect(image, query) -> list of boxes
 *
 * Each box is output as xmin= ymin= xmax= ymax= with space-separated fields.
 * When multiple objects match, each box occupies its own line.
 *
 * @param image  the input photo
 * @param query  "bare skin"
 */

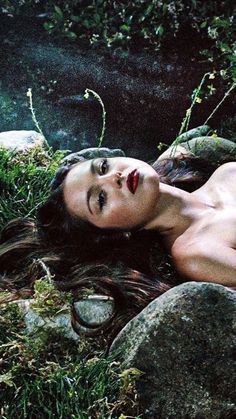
xmin=145 ymin=162 xmax=236 ymax=287
xmin=63 ymin=157 xmax=236 ymax=287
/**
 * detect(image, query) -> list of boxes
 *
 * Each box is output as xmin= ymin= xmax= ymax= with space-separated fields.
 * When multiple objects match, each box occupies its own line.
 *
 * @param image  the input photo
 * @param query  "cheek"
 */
xmin=105 ymin=203 xmax=134 ymax=229
xmin=108 ymin=204 xmax=128 ymax=222
xmin=107 ymin=202 xmax=147 ymax=229
xmin=103 ymin=179 xmax=159 ymax=229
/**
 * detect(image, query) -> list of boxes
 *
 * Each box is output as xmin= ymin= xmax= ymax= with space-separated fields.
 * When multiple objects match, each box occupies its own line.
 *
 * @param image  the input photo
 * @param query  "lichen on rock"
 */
xmin=110 ymin=282 xmax=236 ymax=419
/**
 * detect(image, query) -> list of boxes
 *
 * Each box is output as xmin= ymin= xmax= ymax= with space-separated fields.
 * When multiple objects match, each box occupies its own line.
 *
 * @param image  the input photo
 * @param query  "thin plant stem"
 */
xmin=170 ymin=72 xmax=211 ymax=157
xmin=25 ymin=201 xmax=44 ymax=218
xmin=26 ymin=88 xmax=45 ymax=138
xmin=84 ymin=88 xmax=106 ymax=147
xmin=204 ymin=82 xmax=236 ymax=125
xmin=178 ymin=72 xmax=210 ymax=138
xmin=37 ymin=259 xmax=53 ymax=283
xmin=169 ymin=76 xmax=236 ymax=159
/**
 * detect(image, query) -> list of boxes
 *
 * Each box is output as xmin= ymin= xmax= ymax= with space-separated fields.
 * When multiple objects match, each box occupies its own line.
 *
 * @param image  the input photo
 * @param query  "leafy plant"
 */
xmin=39 ymin=1 xmax=235 ymax=79
xmin=1 ymin=1 xmax=235 ymax=84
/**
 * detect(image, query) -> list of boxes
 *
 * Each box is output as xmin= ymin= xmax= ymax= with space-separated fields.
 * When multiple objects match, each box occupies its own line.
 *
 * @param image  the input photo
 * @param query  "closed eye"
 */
xmin=99 ymin=158 xmax=108 ymax=175
xmin=98 ymin=190 xmax=107 ymax=211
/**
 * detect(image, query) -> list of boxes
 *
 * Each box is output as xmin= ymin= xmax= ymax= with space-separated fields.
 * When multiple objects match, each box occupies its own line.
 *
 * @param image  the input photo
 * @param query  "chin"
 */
xmin=147 ymin=172 xmax=160 ymax=188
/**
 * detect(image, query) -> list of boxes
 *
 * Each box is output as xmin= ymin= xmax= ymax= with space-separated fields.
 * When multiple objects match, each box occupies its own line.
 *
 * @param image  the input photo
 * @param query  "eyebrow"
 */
xmin=87 ymin=186 xmax=94 ymax=214
xmin=90 ymin=158 xmax=96 ymax=174
xmin=86 ymin=160 xmax=96 ymax=214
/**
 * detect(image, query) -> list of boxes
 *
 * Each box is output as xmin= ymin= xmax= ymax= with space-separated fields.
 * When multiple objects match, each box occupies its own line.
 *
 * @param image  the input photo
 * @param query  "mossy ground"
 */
xmin=0 ymin=149 xmax=140 ymax=418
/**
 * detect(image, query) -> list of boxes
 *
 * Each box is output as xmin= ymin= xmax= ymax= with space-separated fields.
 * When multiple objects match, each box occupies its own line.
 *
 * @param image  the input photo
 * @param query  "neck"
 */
xmin=144 ymin=182 xmax=212 ymax=242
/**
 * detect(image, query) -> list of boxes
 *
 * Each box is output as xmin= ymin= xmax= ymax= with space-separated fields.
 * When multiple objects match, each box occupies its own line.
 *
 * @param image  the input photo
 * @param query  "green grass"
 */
xmin=0 ymin=148 xmax=140 ymax=418
xmin=0 ymin=303 xmax=140 ymax=418
xmin=0 ymin=147 xmax=64 ymax=229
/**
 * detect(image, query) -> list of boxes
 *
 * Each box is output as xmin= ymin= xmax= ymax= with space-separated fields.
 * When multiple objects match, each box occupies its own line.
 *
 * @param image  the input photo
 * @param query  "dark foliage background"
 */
xmin=1 ymin=1 xmax=235 ymax=81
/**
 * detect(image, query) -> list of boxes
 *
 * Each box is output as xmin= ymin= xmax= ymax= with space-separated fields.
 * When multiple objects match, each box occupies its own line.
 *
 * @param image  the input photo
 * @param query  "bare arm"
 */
xmin=172 ymin=241 xmax=236 ymax=287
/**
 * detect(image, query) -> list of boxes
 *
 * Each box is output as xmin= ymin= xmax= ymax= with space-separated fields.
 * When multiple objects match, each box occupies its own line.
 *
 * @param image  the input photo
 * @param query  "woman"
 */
xmin=1 ymin=133 xmax=235 ymax=337
xmin=40 ymin=148 xmax=236 ymax=287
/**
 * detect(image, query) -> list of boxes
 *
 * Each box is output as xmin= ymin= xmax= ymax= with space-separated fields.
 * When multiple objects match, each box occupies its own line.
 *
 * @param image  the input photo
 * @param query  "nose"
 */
xmin=115 ymin=172 xmax=122 ymax=188
xmin=102 ymin=171 xmax=123 ymax=188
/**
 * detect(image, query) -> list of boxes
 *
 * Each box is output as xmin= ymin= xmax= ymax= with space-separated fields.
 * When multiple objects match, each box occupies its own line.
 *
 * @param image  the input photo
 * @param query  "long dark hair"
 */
xmin=0 ymin=152 xmax=218 ymax=338
xmin=0 ymin=216 xmax=171 ymax=339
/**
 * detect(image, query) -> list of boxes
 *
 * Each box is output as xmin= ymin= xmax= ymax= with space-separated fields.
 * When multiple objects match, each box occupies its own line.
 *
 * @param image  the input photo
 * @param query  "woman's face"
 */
xmin=63 ymin=157 xmax=160 ymax=230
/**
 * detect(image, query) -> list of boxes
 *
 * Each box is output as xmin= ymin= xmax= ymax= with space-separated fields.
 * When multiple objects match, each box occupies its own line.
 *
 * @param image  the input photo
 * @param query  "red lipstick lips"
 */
xmin=127 ymin=169 xmax=139 ymax=194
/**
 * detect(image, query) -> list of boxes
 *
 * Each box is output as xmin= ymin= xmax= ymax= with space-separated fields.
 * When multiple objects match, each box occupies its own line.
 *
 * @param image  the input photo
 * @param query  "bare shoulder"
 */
xmin=194 ymin=161 xmax=236 ymax=205
xmin=171 ymin=236 xmax=213 ymax=281
xmin=171 ymin=236 xmax=201 ymax=272
xmin=171 ymin=234 xmax=236 ymax=285
xmin=209 ymin=162 xmax=236 ymax=182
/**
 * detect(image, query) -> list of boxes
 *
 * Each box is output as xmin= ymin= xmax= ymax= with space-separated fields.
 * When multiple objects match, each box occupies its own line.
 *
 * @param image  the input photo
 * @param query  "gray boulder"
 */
xmin=157 ymin=136 xmax=236 ymax=165
xmin=181 ymin=136 xmax=236 ymax=164
xmin=0 ymin=130 xmax=46 ymax=151
xmin=110 ymin=282 xmax=236 ymax=419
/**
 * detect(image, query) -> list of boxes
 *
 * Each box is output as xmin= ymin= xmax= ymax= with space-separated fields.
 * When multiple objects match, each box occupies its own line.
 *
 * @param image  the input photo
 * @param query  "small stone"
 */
xmin=16 ymin=294 xmax=115 ymax=340
xmin=73 ymin=295 xmax=114 ymax=328
xmin=16 ymin=299 xmax=80 ymax=341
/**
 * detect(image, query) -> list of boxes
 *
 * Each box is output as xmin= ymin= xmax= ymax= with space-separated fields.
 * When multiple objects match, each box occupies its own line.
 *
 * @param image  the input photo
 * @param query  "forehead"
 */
xmin=65 ymin=160 xmax=90 ymax=183
xmin=63 ymin=160 xmax=91 ymax=218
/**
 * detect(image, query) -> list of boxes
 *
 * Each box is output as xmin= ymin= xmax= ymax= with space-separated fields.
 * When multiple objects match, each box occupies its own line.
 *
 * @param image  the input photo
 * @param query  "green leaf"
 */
xmin=138 ymin=6 xmax=154 ymax=24
xmin=71 ymin=15 xmax=80 ymax=23
xmin=155 ymin=24 xmax=164 ymax=36
xmin=83 ymin=19 xmax=91 ymax=29
xmin=54 ymin=5 xmax=63 ymax=20
xmin=162 ymin=3 xmax=168 ymax=14
xmin=120 ymin=24 xmax=130 ymax=33
xmin=46 ymin=299 xmax=54 ymax=305
xmin=94 ymin=13 xmax=101 ymax=24
xmin=145 ymin=4 xmax=154 ymax=16
xmin=0 ymin=372 xmax=14 ymax=387
xmin=126 ymin=15 xmax=133 ymax=25
xmin=43 ymin=22 xmax=55 ymax=31
xmin=212 ymin=17 xmax=231 ymax=28
xmin=200 ymin=21 xmax=207 ymax=29
xmin=227 ymin=54 xmax=236 ymax=62
xmin=66 ymin=31 xmax=77 ymax=40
